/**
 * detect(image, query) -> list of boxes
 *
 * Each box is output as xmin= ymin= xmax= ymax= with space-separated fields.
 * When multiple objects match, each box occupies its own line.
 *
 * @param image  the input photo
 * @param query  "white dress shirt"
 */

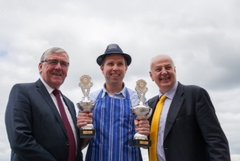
xmin=157 ymin=82 xmax=178 ymax=161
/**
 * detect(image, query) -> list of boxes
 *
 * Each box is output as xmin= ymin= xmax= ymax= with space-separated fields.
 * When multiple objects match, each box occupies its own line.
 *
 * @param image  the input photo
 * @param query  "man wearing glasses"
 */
xmin=5 ymin=47 xmax=84 ymax=161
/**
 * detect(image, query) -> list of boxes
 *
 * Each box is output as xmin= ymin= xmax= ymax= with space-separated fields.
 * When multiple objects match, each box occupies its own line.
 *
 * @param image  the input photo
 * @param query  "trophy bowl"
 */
xmin=78 ymin=99 xmax=94 ymax=112
xmin=132 ymin=104 xmax=152 ymax=119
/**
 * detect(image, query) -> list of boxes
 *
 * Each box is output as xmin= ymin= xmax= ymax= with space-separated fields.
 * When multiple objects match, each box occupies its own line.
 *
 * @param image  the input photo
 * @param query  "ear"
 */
xmin=38 ymin=63 xmax=43 ymax=73
xmin=149 ymin=71 xmax=154 ymax=81
xmin=125 ymin=66 xmax=128 ymax=72
xmin=100 ymin=65 xmax=104 ymax=73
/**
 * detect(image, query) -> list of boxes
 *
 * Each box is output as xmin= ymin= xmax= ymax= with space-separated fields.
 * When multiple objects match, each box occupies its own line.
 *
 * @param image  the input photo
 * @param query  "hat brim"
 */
xmin=96 ymin=53 xmax=132 ymax=66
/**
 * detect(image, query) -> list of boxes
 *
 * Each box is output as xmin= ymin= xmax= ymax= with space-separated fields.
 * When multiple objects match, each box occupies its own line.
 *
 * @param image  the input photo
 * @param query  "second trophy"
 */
xmin=77 ymin=75 xmax=95 ymax=138
xmin=132 ymin=79 xmax=152 ymax=147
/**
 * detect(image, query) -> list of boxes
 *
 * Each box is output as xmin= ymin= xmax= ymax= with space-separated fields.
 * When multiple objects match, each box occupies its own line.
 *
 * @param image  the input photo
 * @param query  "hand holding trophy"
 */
xmin=77 ymin=75 xmax=95 ymax=138
xmin=132 ymin=79 xmax=152 ymax=147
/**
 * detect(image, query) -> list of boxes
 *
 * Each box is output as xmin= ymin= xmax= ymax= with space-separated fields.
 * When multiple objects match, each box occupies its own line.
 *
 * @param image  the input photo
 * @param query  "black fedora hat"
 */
xmin=96 ymin=44 xmax=132 ymax=66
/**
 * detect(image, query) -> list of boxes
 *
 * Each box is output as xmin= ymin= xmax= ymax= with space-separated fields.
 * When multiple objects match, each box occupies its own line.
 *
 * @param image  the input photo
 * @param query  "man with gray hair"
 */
xmin=148 ymin=54 xmax=230 ymax=161
xmin=5 ymin=47 xmax=84 ymax=161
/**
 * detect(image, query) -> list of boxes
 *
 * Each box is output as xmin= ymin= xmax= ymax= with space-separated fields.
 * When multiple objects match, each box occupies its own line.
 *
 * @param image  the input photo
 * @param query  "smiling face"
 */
xmin=149 ymin=55 xmax=176 ymax=93
xmin=38 ymin=52 xmax=69 ymax=89
xmin=101 ymin=54 xmax=128 ymax=87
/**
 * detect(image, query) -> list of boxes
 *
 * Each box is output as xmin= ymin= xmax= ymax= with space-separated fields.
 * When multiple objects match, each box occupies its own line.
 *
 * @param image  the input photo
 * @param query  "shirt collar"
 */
xmin=40 ymin=77 xmax=56 ymax=94
xmin=159 ymin=81 xmax=178 ymax=100
xmin=100 ymin=84 xmax=127 ymax=98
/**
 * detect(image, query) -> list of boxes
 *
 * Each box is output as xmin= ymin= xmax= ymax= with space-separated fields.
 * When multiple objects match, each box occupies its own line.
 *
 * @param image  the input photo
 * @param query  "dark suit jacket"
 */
xmin=5 ymin=79 xmax=83 ymax=161
xmin=148 ymin=82 xmax=230 ymax=161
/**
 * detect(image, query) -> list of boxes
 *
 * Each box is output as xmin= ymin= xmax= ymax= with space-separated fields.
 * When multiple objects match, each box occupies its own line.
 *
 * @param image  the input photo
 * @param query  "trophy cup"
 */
xmin=77 ymin=75 xmax=95 ymax=138
xmin=132 ymin=79 xmax=152 ymax=147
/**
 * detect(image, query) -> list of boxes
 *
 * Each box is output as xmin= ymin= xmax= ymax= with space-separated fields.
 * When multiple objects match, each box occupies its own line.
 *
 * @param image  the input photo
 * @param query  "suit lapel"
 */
xmin=62 ymin=93 xmax=80 ymax=147
xmin=35 ymin=80 xmax=67 ymax=134
xmin=148 ymin=95 xmax=159 ymax=122
xmin=164 ymin=83 xmax=184 ymax=140
xmin=62 ymin=96 xmax=77 ymax=124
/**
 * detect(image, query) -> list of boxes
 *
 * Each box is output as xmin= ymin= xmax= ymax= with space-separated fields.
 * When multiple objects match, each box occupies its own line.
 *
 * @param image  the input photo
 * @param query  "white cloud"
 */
xmin=1 ymin=0 xmax=239 ymax=160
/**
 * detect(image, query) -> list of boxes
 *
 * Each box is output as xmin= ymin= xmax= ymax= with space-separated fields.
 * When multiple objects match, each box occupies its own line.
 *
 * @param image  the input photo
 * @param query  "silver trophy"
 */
xmin=132 ymin=79 xmax=152 ymax=147
xmin=77 ymin=75 xmax=95 ymax=138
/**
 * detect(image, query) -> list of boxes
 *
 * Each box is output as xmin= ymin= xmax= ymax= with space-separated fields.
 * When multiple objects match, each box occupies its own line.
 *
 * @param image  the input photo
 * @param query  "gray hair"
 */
xmin=40 ymin=47 xmax=68 ymax=62
xmin=150 ymin=54 xmax=175 ymax=70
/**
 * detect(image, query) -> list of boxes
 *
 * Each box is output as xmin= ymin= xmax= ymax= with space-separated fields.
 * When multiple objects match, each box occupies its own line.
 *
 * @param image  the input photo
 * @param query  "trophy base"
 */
xmin=80 ymin=129 xmax=95 ymax=138
xmin=132 ymin=139 xmax=151 ymax=148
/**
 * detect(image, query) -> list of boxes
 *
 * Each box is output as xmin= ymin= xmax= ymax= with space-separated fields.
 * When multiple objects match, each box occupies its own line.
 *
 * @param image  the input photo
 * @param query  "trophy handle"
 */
xmin=146 ymin=108 xmax=153 ymax=119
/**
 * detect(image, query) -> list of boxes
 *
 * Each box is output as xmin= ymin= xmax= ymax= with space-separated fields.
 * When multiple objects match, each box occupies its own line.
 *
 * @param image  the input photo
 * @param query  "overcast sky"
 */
xmin=0 ymin=0 xmax=240 ymax=160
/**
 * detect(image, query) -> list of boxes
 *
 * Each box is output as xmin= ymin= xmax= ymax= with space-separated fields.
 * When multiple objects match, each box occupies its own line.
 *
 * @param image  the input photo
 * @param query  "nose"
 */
xmin=112 ymin=64 xmax=118 ymax=70
xmin=161 ymin=67 xmax=167 ymax=74
xmin=55 ymin=62 xmax=62 ymax=68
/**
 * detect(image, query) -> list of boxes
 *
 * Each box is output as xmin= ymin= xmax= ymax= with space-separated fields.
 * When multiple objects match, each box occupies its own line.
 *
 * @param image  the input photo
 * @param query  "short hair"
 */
xmin=40 ymin=47 xmax=68 ymax=62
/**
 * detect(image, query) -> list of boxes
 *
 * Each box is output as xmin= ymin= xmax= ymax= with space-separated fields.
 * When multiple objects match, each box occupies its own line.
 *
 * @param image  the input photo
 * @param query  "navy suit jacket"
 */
xmin=5 ymin=79 xmax=83 ymax=161
xmin=148 ymin=82 xmax=230 ymax=161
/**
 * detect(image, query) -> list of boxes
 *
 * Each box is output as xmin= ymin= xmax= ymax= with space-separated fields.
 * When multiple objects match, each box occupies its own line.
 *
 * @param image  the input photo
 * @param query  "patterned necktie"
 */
xmin=150 ymin=95 xmax=167 ymax=161
xmin=53 ymin=89 xmax=76 ymax=161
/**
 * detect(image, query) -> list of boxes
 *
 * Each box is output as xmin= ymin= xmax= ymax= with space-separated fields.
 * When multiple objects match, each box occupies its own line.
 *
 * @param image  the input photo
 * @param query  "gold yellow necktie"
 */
xmin=150 ymin=95 xmax=167 ymax=161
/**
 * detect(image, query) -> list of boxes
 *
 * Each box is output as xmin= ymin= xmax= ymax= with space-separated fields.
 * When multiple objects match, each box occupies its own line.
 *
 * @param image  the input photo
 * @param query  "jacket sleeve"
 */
xmin=194 ymin=87 xmax=231 ymax=161
xmin=5 ymin=84 xmax=57 ymax=161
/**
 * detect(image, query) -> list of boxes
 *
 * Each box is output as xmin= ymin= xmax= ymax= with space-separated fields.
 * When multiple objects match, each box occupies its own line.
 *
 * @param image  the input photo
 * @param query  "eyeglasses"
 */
xmin=42 ymin=59 xmax=69 ymax=68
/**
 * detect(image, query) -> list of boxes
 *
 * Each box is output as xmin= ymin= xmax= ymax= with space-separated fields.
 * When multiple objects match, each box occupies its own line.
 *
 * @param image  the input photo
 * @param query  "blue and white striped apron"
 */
xmin=85 ymin=89 xmax=142 ymax=161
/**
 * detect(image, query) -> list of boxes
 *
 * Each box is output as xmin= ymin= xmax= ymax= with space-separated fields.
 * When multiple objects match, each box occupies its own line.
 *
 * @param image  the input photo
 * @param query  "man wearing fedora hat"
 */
xmin=77 ymin=44 xmax=150 ymax=161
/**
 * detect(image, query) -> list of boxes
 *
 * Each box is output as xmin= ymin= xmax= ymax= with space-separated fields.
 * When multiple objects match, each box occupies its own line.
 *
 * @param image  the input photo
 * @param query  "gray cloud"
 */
xmin=1 ymin=0 xmax=239 ymax=160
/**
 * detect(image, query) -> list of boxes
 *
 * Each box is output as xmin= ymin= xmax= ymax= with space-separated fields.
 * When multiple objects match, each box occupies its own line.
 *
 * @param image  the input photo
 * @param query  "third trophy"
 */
xmin=77 ymin=75 xmax=95 ymax=138
xmin=132 ymin=79 xmax=152 ymax=147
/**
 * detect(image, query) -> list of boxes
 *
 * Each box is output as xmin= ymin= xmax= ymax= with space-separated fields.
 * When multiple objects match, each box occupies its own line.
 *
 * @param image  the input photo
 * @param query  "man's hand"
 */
xmin=77 ymin=112 xmax=93 ymax=128
xmin=134 ymin=118 xmax=150 ymax=136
